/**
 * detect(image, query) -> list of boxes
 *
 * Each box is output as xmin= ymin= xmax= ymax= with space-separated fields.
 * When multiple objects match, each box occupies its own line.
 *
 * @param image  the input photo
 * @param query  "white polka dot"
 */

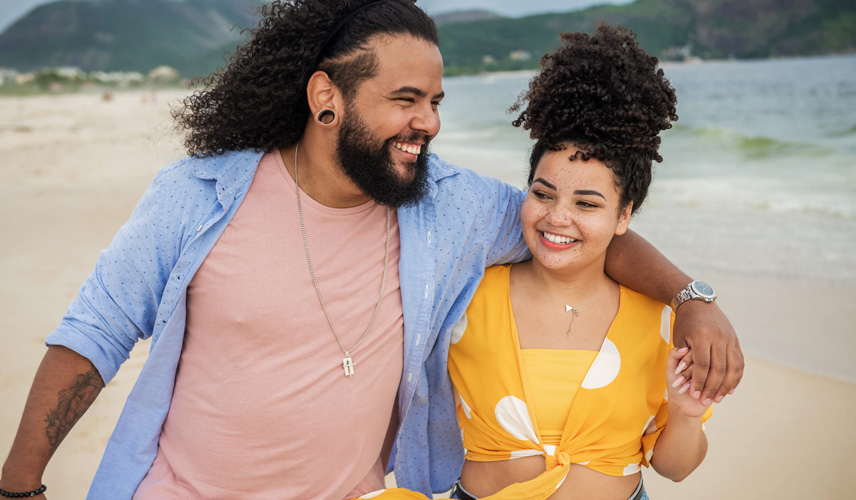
xmin=556 ymin=472 xmax=568 ymax=489
xmin=623 ymin=463 xmax=641 ymax=476
xmin=660 ymin=305 xmax=672 ymax=344
xmin=575 ymin=460 xmax=591 ymax=466
xmin=663 ymin=388 xmax=669 ymax=401
xmin=510 ymin=448 xmax=543 ymax=459
xmin=460 ymin=394 xmax=473 ymax=419
xmin=581 ymin=338 xmax=621 ymax=389
xmin=495 ymin=396 xmax=539 ymax=444
xmin=543 ymin=444 xmax=556 ymax=456
xmin=642 ymin=415 xmax=656 ymax=435
xmin=450 ymin=314 xmax=467 ymax=344
xmin=645 ymin=448 xmax=654 ymax=462
xmin=359 ymin=490 xmax=386 ymax=499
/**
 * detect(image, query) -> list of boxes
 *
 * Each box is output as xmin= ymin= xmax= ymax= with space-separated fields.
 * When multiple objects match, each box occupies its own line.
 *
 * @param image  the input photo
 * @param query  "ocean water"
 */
xmin=430 ymin=55 xmax=856 ymax=286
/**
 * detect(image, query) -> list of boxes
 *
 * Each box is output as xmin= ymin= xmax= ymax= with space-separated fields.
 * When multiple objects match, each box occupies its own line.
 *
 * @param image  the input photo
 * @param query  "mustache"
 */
xmin=391 ymin=132 xmax=431 ymax=145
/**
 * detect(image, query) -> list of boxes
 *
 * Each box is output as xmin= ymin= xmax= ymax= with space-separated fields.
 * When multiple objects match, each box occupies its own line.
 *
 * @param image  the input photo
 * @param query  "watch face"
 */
xmin=693 ymin=281 xmax=715 ymax=297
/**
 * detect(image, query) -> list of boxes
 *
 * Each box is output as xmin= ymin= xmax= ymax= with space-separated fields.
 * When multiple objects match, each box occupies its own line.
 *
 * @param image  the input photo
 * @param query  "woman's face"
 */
xmin=521 ymin=147 xmax=632 ymax=275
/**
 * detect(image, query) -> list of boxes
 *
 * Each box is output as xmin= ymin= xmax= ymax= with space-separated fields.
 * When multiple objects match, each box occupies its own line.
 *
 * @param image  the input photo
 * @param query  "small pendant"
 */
xmin=343 ymin=354 xmax=356 ymax=377
xmin=565 ymin=305 xmax=580 ymax=335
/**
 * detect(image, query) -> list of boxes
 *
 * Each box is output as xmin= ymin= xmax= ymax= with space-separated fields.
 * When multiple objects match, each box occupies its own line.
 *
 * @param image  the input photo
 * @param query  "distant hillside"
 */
xmin=439 ymin=0 xmax=856 ymax=74
xmin=0 ymin=0 xmax=853 ymax=78
xmin=0 ymin=0 xmax=261 ymax=74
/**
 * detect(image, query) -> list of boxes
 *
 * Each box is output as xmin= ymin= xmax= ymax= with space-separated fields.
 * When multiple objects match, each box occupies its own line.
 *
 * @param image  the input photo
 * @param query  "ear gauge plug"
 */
xmin=317 ymin=109 xmax=335 ymax=125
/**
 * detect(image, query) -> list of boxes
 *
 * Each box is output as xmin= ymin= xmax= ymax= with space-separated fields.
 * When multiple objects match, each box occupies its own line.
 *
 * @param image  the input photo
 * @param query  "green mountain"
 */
xmin=0 ymin=0 xmax=261 ymax=74
xmin=439 ymin=0 xmax=856 ymax=74
xmin=0 ymin=0 xmax=853 ymax=78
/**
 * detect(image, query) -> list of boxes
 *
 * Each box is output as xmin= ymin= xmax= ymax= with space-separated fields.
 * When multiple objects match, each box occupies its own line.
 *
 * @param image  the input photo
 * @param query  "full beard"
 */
xmin=335 ymin=107 xmax=430 ymax=208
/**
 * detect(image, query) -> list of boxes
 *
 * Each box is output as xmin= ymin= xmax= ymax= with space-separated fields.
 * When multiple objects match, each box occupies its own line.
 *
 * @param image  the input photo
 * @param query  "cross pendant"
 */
xmin=342 ymin=354 xmax=356 ymax=377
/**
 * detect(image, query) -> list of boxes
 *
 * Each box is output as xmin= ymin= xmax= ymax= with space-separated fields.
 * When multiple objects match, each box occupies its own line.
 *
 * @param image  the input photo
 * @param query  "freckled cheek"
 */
xmin=576 ymin=219 xmax=615 ymax=249
xmin=520 ymin=202 xmax=542 ymax=230
xmin=520 ymin=203 xmax=542 ymax=246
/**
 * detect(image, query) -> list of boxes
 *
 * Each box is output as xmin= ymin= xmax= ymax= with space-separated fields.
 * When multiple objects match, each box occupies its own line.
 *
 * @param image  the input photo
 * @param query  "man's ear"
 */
xmin=306 ymin=70 xmax=342 ymax=126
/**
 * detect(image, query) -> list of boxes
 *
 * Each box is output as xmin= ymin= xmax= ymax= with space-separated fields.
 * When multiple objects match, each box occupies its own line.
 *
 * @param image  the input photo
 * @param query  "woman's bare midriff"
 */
xmin=460 ymin=456 xmax=639 ymax=500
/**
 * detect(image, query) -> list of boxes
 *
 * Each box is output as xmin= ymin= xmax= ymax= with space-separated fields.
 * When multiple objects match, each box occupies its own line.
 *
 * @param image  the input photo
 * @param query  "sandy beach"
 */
xmin=1 ymin=90 xmax=855 ymax=499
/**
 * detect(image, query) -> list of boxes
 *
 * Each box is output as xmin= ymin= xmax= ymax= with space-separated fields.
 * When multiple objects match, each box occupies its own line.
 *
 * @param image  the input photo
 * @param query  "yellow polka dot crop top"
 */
xmin=446 ymin=265 xmax=711 ymax=497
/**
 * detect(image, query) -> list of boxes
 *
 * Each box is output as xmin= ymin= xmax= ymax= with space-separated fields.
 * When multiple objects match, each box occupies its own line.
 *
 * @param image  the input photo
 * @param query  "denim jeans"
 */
xmin=449 ymin=477 xmax=650 ymax=499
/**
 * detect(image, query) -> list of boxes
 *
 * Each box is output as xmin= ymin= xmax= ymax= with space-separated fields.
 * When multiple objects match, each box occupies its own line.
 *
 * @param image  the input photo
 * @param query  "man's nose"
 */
xmin=410 ymin=103 xmax=440 ymax=137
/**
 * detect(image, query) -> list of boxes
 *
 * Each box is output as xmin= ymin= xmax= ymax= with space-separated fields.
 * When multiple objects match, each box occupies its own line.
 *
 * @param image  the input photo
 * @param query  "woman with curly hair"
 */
xmin=360 ymin=24 xmax=713 ymax=500
xmin=444 ymin=24 xmax=713 ymax=500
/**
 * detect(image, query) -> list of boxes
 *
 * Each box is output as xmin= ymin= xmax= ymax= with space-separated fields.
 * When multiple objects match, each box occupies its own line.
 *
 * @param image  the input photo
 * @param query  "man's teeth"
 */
xmin=543 ymin=232 xmax=577 ymax=244
xmin=394 ymin=142 xmax=421 ymax=155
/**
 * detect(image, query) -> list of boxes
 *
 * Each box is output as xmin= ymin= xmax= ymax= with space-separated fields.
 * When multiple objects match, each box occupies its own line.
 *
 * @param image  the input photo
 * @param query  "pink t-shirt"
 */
xmin=134 ymin=151 xmax=404 ymax=499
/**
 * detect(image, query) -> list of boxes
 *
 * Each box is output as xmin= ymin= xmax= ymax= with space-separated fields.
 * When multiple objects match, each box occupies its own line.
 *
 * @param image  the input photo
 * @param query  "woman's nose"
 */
xmin=546 ymin=207 xmax=572 ymax=225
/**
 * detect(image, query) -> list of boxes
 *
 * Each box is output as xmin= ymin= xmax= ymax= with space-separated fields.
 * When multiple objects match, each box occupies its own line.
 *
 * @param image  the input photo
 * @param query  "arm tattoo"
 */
xmin=44 ymin=366 xmax=104 ymax=455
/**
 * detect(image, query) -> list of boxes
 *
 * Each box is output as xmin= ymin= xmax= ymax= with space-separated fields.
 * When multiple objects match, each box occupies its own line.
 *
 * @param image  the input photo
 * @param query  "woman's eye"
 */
xmin=533 ymin=191 xmax=552 ymax=200
xmin=577 ymin=201 xmax=598 ymax=208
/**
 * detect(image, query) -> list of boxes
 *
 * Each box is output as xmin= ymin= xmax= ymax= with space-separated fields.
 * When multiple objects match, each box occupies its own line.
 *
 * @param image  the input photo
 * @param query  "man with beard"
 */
xmin=0 ymin=1 xmax=743 ymax=500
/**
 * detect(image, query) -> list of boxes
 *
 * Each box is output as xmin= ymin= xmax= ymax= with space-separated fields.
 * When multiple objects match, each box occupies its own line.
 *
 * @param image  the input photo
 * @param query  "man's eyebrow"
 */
xmin=391 ymin=87 xmax=445 ymax=100
xmin=532 ymin=178 xmax=556 ymax=190
xmin=574 ymin=189 xmax=606 ymax=200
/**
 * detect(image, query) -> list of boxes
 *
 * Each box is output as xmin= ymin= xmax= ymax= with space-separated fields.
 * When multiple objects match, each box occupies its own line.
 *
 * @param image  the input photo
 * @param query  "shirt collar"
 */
xmin=190 ymin=149 xmax=266 ymax=203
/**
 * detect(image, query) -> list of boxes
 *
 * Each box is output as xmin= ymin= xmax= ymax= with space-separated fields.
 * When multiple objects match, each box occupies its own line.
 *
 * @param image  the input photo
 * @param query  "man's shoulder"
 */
xmin=426 ymin=153 xmax=522 ymax=198
xmin=157 ymin=149 xmax=264 ymax=182
xmin=427 ymin=153 xmax=489 ymax=184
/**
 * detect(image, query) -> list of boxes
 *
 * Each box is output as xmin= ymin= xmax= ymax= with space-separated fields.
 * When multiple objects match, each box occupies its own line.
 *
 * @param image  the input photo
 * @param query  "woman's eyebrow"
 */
xmin=574 ymin=189 xmax=606 ymax=200
xmin=532 ymin=177 xmax=557 ymax=190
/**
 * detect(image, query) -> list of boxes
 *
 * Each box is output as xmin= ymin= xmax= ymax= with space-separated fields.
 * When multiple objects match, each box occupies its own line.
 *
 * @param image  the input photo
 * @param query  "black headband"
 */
xmin=317 ymin=0 xmax=390 ymax=63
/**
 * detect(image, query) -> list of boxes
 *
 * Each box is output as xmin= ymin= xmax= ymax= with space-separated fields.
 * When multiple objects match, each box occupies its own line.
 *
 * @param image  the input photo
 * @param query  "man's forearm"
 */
xmin=604 ymin=229 xmax=690 ymax=302
xmin=1 ymin=346 xmax=104 ymax=491
xmin=606 ymin=229 xmax=744 ymax=403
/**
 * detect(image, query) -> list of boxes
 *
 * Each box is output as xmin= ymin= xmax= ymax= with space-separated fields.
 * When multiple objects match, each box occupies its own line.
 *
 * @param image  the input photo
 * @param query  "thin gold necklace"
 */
xmin=292 ymin=142 xmax=391 ymax=377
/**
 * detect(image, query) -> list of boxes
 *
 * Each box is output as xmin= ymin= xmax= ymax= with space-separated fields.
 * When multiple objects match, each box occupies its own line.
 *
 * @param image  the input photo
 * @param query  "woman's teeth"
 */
xmin=542 ymin=231 xmax=577 ymax=244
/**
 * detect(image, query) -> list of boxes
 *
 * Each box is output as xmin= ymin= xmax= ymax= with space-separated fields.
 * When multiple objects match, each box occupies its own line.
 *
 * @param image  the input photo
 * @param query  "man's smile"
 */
xmin=392 ymin=141 xmax=422 ymax=155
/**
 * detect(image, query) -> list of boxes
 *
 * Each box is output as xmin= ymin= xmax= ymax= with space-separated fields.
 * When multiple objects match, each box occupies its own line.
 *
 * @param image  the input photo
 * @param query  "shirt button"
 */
xmin=427 ymin=231 xmax=432 ymax=244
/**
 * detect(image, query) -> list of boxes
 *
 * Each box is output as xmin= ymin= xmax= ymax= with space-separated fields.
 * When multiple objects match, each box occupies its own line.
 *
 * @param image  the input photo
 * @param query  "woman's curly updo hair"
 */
xmin=511 ymin=24 xmax=678 ymax=214
xmin=171 ymin=0 xmax=437 ymax=157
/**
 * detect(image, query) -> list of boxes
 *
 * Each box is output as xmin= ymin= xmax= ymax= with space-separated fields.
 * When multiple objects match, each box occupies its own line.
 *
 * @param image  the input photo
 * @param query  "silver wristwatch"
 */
xmin=671 ymin=280 xmax=717 ymax=309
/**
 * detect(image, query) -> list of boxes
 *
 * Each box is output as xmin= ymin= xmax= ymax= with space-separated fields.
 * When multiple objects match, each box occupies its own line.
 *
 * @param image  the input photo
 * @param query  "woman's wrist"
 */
xmin=666 ymin=401 xmax=707 ymax=422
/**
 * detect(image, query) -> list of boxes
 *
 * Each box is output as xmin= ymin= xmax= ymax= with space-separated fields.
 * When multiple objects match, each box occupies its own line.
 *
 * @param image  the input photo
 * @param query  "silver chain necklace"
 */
xmin=565 ymin=304 xmax=580 ymax=334
xmin=292 ymin=143 xmax=391 ymax=377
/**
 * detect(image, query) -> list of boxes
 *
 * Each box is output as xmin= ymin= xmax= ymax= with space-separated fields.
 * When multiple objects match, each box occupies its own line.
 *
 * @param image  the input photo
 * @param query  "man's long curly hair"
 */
xmin=511 ymin=24 xmax=678 ymax=213
xmin=171 ymin=0 xmax=437 ymax=157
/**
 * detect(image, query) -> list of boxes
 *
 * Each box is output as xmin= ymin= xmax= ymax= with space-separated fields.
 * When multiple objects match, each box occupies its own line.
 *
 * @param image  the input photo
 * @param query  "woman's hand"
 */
xmin=666 ymin=347 xmax=713 ymax=419
xmin=651 ymin=347 xmax=711 ymax=481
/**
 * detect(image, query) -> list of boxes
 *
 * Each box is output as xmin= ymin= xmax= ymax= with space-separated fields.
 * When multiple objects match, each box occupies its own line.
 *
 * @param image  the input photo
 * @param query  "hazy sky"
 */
xmin=0 ymin=0 xmax=632 ymax=34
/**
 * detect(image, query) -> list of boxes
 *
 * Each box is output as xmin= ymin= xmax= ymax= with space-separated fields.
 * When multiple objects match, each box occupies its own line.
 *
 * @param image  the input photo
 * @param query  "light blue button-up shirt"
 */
xmin=46 ymin=149 xmax=527 ymax=499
